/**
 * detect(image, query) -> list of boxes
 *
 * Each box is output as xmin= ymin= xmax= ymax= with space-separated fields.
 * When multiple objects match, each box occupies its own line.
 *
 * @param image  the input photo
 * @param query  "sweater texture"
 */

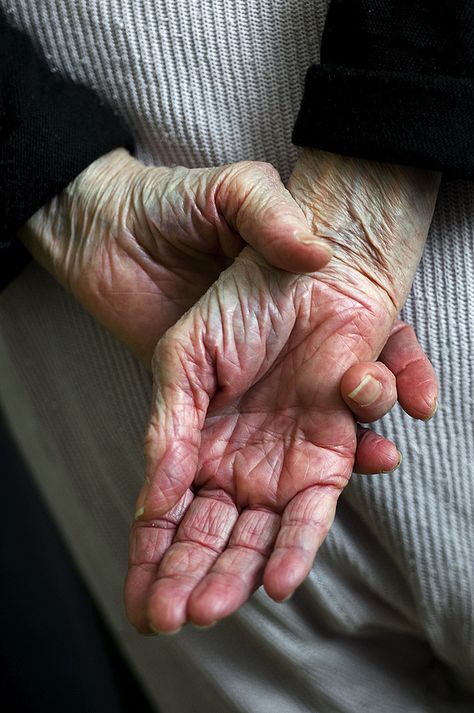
xmin=0 ymin=2 xmax=473 ymax=712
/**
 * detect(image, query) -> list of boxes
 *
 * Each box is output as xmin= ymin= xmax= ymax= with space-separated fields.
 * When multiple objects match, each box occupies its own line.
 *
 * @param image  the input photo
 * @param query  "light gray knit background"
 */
xmin=0 ymin=2 xmax=473 ymax=712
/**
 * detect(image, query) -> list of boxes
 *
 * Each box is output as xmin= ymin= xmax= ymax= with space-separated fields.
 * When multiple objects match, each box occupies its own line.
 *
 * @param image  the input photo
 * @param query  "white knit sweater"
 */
xmin=0 ymin=2 xmax=473 ymax=711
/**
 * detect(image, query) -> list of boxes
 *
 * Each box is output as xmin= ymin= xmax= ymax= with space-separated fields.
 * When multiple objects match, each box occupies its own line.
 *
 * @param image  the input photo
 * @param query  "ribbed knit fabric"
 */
xmin=0 ymin=2 xmax=473 ymax=712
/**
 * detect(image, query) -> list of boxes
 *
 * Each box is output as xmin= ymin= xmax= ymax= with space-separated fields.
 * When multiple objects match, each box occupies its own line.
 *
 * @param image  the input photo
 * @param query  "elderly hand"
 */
xmin=126 ymin=150 xmax=440 ymax=633
xmin=19 ymin=146 xmax=426 ymax=471
xmin=19 ymin=148 xmax=333 ymax=363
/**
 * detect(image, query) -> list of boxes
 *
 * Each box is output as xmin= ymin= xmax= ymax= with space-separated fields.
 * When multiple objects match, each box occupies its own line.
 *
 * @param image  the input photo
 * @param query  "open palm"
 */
xmin=127 ymin=253 xmax=433 ymax=634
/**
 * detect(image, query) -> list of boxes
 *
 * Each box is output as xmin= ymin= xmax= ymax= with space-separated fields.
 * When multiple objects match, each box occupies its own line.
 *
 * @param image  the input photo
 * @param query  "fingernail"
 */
xmin=194 ymin=621 xmax=218 ymax=630
xmin=161 ymin=627 xmax=182 ymax=636
xmin=425 ymin=397 xmax=438 ymax=421
xmin=382 ymin=451 xmax=402 ymax=474
xmin=134 ymin=477 xmax=151 ymax=520
xmin=279 ymin=593 xmax=293 ymax=603
xmin=347 ymin=375 xmax=382 ymax=406
xmin=298 ymin=236 xmax=333 ymax=256
xmin=134 ymin=506 xmax=145 ymax=521
xmin=149 ymin=622 xmax=182 ymax=635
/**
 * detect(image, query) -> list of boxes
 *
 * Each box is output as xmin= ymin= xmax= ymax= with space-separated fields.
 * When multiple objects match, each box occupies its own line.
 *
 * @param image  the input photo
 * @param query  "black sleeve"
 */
xmin=292 ymin=1 xmax=474 ymax=178
xmin=0 ymin=11 xmax=133 ymax=288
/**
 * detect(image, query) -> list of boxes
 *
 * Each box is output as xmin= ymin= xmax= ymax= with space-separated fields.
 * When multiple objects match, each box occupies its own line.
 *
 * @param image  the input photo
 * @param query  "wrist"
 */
xmin=289 ymin=149 xmax=441 ymax=312
xmin=18 ymin=148 xmax=143 ymax=289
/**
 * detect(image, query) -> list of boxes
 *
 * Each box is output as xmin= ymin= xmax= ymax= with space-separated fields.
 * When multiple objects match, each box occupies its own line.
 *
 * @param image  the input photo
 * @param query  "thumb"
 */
xmin=134 ymin=329 xmax=214 ymax=522
xmin=217 ymin=161 xmax=332 ymax=273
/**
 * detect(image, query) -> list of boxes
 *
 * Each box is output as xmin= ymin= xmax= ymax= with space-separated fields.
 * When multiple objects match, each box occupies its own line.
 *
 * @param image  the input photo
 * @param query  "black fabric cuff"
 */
xmin=0 ymin=85 xmax=132 ymax=288
xmin=292 ymin=63 xmax=474 ymax=179
xmin=0 ymin=13 xmax=135 ymax=288
xmin=0 ymin=81 xmax=133 ymax=238
xmin=0 ymin=11 xmax=133 ymax=279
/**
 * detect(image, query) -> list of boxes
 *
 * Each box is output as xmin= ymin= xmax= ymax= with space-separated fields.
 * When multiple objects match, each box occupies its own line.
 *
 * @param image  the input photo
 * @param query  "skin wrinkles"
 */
xmin=127 ymin=149 xmax=441 ymax=632
xmin=156 ymin=548 xmax=213 ymax=581
xmin=289 ymin=151 xmax=440 ymax=310
xmin=26 ymin=149 xmax=335 ymax=365
xmin=219 ymin=161 xmax=286 ymax=231
xmin=18 ymin=144 xmax=440 ymax=631
xmin=154 ymin=268 xmax=380 ymax=512
xmin=201 ymin=416 xmax=352 ymax=508
xmin=175 ymin=263 xmax=380 ymax=512
xmin=177 ymin=504 xmax=237 ymax=554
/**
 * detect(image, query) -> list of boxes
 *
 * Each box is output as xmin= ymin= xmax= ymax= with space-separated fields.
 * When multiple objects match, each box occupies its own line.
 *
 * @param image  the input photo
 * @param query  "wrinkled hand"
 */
xmin=19 ymin=149 xmax=333 ymax=363
xmin=19 ymin=147 xmax=425 ymax=469
xmin=126 ymin=150 xmax=440 ymax=633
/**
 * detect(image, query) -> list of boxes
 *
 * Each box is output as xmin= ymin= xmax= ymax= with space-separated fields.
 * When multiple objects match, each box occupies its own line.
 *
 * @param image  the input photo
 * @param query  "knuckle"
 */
xmin=235 ymin=160 xmax=280 ymax=183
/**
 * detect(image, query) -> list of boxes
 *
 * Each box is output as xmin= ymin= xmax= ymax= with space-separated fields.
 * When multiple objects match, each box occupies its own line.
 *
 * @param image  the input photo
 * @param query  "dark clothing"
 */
xmin=293 ymin=1 xmax=474 ymax=177
xmin=0 ymin=410 xmax=156 ymax=713
xmin=0 ymin=10 xmax=132 ymax=287
xmin=0 ymin=18 xmax=132 ymax=238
